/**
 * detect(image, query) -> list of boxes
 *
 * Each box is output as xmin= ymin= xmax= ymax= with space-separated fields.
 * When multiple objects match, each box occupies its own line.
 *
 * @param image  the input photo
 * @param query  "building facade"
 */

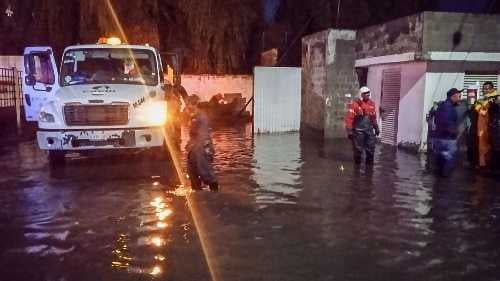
xmin=303 ymin=12 xmax=500 ymax=151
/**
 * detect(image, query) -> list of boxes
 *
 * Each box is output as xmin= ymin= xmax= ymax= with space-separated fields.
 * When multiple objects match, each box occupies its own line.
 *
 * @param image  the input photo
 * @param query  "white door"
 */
xmin=254 ymin=67 xmax=301 ymax=134
xmin=23 ymin=47 xmax=59 ymax=121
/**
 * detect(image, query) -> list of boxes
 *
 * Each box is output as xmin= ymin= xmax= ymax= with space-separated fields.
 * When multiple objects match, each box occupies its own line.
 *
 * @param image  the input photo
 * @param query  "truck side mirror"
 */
xmin=25 ymin=75 xmax=36 ymax=86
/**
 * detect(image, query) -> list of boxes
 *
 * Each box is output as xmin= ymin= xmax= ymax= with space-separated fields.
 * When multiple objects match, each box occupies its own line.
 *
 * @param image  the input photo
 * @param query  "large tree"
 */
xmin=0 ymin=0 xmax=78 ymax=56
xmin=80 ymin=0 xmax=160 ymax=48
xmin=175 ymin=0 xmax=262 ymax=74
xmin=79 ymin=0 xmax=264 ymax=74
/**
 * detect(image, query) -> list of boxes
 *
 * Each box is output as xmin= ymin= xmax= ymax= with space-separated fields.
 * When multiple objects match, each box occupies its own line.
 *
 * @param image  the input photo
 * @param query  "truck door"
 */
xmin=22 ymin=47 xmax=59 ymax=121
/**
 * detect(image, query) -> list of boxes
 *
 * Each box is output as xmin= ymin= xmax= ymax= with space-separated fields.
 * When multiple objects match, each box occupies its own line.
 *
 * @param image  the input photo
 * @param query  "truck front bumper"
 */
xmin=37 ymin=127 xmax=165 ymax=150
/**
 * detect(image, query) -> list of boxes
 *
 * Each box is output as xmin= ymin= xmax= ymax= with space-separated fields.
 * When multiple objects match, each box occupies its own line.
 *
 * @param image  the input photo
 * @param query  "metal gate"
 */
xmin=0 ymin=67 xmax=24 ymax=134
xmin=380 ymin=68 xmax=401 ymax=145
xmin=254 ymin=67 xmax=301 ymax=134
xmin=0 ymin=68 xmax=21 ymax=107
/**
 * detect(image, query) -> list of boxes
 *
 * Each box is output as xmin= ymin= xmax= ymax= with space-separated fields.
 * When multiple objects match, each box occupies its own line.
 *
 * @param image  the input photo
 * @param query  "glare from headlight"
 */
xmin=39 ymin=111 xmax=55 ymax=123
xmin=141 ymin=102 xmax=167 ymax=125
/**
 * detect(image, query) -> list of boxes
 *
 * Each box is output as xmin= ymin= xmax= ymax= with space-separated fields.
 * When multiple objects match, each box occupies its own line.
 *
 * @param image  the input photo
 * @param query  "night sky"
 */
xmin=264 ymin=0 xmax=280 ymax=23
xmin=263 ymin=0 xmax=498 ymax=23
xmin=436 ymin=0 xmax=495 ymax=12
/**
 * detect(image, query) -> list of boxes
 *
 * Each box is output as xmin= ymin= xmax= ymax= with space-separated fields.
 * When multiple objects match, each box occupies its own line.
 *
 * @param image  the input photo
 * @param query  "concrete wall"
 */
xmin=301 ymin=30 xmax=328 ymax=132
xmin=180 ymin=74 xmax=253 ymax=103
xmin=356 ymin=14 xmax=423 ymax=59
xmin=302 ymin=29 xmax=357 ymax=137
xmin=422 ymin=12 xmax=500 ymax=55
xmin=366 ymin=66 xmax=384 ymax=109
xmin=426 ymin=61 xmax=500 ymax=74
xmin=0 ymin=56 xmax=23 ymax=70
xmin=324 ymin=39 xmax=359 ymax=139
xmin=356 ymin=12 xmax=500 ymax=61
xmin=397 ymin=62 xmax=427 ymax=148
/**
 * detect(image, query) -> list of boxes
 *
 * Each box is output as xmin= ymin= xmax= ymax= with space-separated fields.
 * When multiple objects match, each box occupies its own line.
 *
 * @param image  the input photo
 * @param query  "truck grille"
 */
xmin=64 ymin=104 xmax=129 ymax=126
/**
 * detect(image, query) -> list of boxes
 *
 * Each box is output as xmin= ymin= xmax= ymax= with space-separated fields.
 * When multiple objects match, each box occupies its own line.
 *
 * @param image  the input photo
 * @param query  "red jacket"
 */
xmin=344 ymin=98 xmax=377 ymax=130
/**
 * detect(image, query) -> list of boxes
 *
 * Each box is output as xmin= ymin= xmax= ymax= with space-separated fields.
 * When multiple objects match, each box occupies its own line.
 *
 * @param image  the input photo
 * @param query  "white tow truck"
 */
xmin=22 ymin=38 xmax=169 ymax=165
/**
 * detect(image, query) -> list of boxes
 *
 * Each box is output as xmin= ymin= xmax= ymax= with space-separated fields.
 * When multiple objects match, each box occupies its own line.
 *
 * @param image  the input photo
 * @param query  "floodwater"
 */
xmin=1 ymin=123 xmax=500 ymax=281
xmin=0 ymin=143 xmax=209 ymax=280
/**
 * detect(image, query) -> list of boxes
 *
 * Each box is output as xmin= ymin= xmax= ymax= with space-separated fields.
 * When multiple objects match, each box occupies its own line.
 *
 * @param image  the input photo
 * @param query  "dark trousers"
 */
xmin=352 ymin=130 xmax=376 ymax=164
xmin=492 ymin=151 xmax=500 ymax=172
xmin=466 ymin=129 xmax=478 ymax=167
xmin=187 ymin=142 xmax=217 ymax=189
xmin=432 ymin=138 xmax=458 ymax=176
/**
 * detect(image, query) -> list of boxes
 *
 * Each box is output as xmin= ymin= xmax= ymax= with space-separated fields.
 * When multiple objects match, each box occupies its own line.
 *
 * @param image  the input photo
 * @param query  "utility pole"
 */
xmin=336 ymin=0 xmax=341 ymax=28
xmin=13 ymin=67 xmax=22 ymax=136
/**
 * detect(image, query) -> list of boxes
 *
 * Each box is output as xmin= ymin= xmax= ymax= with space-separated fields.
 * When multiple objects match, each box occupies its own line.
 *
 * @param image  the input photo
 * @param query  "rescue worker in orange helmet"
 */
xmin=474 ymin=81 xmax=498 ymax=168
xmin=344 ymin=86 xmax=380 ymax=165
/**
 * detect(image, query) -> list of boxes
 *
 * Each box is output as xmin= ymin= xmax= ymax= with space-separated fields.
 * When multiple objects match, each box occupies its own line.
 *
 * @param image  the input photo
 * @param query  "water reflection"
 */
xmin=252 ymin=133 xmax=302 ymax=205
xmin=150 ymin=265 xmax=162 ymax=276
xmin=0 ymin=142 xmax=211 ymax=280
xmin=203 ymin=125 xmax=500 ymax=279
xmin=196 ymin=124 xmax=303 ymax=206
xmin=109 ymin=194 xmax=175 ymax=278
xmin=3 ymin=123 xmax=500 ymax=280
xmin=111 ymin=234 xmax=132 ymax=269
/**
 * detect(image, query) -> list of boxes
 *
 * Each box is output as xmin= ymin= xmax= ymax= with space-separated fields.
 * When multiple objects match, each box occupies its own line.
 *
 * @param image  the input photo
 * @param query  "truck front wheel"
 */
xmin=48 ymin=151 xmax=66 ymax=166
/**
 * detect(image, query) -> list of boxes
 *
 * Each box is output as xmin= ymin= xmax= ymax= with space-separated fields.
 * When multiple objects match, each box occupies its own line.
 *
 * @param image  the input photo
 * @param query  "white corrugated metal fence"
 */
xmin=253 ymin=67 xmax=301 ymax=134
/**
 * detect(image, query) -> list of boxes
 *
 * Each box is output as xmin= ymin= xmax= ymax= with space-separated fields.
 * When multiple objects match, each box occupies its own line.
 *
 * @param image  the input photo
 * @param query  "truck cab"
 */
xmin=22 ymin=38 xmax=169 ymax=164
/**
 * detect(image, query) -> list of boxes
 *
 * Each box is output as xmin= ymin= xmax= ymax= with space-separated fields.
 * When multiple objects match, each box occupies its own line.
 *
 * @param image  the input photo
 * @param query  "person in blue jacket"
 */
xmin=433 ymin=88 xmax=462 ymax=176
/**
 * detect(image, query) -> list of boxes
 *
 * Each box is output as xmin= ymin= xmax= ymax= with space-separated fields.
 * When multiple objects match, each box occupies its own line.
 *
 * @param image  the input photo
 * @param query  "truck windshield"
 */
xmin=60 ymin=48 xmax=158 ymax=86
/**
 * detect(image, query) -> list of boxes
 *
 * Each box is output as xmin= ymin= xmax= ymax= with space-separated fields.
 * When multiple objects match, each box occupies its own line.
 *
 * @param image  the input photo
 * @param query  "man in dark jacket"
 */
xmin=344 ymin=86 xmax=380 ymax=165
xmin=426 ymin=101 xmax=441 ymax=152
xmin=185 ymin=95 xmax=219 ymax=191
xmin=433 ymin=88 xmax=461 ymax=176
xmin=489 ymin=95 xmax=500 ymax=172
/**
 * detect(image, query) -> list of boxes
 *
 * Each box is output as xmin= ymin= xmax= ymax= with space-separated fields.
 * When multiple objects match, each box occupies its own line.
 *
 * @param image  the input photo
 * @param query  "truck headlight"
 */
xmin=39 ymin=111 xmax=55 ymax=123
xmin=140 ymin=102 xmax=167 ymax=125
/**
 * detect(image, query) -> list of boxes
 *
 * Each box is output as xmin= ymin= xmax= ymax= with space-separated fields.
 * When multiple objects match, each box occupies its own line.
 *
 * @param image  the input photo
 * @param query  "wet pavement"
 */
xmin=0 ymin=144 xmax=210 ymax=281
xmin=1 ymin=124 xmax=500 ymax=281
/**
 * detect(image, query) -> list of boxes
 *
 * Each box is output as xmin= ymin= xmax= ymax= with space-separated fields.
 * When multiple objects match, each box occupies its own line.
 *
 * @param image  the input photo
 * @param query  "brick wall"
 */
xmin=356 ymin=14 xmax=423 ymax=59
xmin=422 ymin=12 xmax=500 ymax=54
xmin=324 ymin=40 xmax=359 ymax=139
xmin=302 ymin=29 xmax=358 ymax=138
xmin=301 ymin=30 xmax=328 ymax=133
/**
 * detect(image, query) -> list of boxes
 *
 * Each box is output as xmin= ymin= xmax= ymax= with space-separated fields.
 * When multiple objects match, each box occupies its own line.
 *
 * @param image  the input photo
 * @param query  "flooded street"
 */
xmin=0 ymin=143 xmax=210 ymax=280
xmin=2 ymin=124 xmax=500 ymax=280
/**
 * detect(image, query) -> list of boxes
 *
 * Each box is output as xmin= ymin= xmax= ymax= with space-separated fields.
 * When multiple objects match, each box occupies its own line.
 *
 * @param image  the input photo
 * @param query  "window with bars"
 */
xmin=0 ymin=68 xmax=22 ymax=108
xmin=463 ymin=72 xmax=499 ymax=98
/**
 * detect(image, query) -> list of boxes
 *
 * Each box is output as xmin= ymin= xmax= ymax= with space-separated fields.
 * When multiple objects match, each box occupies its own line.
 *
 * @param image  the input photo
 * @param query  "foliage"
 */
xmin=80 ymin=0 xmax=160 ymax=48
xmin=172 ymin=0 xmax=262 ymax=74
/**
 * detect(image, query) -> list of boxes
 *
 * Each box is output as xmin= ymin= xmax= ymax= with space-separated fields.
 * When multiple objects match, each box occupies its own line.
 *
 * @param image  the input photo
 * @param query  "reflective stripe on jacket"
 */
xmin=344 ymin=98 xmax=377 ymax=131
